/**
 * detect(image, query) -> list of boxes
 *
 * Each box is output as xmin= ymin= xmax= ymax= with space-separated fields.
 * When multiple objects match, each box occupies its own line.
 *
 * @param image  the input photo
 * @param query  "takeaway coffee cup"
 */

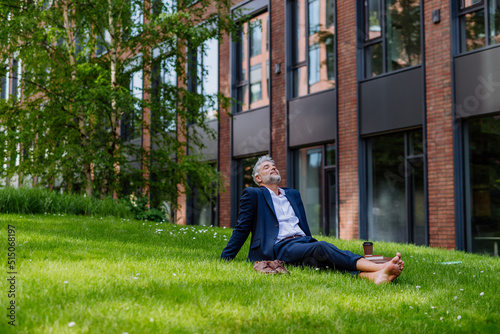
xmin=363 ymin=242 xmax=373 ymax=256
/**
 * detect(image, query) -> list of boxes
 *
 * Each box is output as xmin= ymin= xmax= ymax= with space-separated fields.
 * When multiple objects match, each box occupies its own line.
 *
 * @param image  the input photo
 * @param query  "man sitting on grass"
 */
xmin=220 ymin=155 xmax=404 ymax=284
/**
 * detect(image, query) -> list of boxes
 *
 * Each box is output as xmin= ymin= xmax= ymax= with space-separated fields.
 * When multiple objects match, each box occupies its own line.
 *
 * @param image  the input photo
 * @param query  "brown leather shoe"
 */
xmin=253 ymin=261 xmax=277 ymax=274
xmin=269 ymin=260 xmax=290 ymax=274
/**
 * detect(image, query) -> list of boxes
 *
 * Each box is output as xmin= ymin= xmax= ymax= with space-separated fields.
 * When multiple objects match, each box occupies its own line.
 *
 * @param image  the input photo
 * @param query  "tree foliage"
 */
xmin=0 ymin=0 xmax=241 ymax=213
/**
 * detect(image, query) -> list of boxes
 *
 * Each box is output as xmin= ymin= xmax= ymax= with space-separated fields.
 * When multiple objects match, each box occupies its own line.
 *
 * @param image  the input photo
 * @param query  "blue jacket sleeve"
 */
xmin=220 ymin=188 xmax=255 ymax=261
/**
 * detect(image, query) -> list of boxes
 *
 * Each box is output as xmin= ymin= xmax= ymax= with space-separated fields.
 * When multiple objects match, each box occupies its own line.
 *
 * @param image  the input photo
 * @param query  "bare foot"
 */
xmin=373 ymin=254 xmax=403 ymax=285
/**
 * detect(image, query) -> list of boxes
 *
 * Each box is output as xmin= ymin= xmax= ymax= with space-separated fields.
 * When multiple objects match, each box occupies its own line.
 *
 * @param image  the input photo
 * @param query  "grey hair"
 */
xmin=252 ymin=155 xmax=275 ymax=185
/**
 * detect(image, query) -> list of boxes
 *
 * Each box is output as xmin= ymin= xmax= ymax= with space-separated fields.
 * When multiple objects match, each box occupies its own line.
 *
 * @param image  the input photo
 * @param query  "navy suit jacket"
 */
xmin=220 ymin=186 xmax=312 ymax=262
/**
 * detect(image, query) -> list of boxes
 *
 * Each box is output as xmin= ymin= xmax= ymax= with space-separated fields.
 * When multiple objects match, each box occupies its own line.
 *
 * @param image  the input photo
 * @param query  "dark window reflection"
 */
xmin=385 ymin=0 xmax=421 ymax=72
xmin=190 ymin=163 xmax=218 ymax=227
xmin=365 ymin=43 xmax=383 ymax=77
xmin=367 ymin=130 xmax=425 ymax=244
xmin=460 ymin=10 xmax=486 ymax=52
xmin=364 ymin=0 xmax=420 ymax=77
xmin=368 ymin=133 xmax=406 ymax=242
xmin=490 ymin=0 xmax=500 ymax=45
xmin=468 ymin=115 xmax=500 ymax=256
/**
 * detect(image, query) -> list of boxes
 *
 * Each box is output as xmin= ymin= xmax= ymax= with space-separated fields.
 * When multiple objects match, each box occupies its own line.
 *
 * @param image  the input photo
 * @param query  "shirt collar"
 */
xmin=264 ymin=186 xmax=285 ymax=197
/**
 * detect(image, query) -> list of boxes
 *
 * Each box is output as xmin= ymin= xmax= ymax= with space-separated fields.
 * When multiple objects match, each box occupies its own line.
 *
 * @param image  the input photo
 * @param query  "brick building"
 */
xmin=182 ymin=0 xmax=500 ymax=257
xmin=2 ymin=0 xmax=499 ymax=256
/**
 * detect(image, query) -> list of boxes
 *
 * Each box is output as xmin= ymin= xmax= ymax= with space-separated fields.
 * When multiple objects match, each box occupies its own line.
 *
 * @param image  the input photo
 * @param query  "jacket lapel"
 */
xmin=261 ymin=187 xmax=278 ymax=219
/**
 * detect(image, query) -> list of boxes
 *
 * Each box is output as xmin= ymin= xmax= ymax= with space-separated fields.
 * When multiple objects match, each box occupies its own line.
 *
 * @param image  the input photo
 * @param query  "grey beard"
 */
xmin=263 ymin=174 xmax=281 ymax=185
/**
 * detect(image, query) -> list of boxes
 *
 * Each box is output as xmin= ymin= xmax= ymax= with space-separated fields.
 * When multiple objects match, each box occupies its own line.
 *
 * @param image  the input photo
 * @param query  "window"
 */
xmin=151 ymin=48 xmax=177 ymax=132
xmin=291 ymin=0 xmax=336 ymax=98
xmin=12 ymin=59 xmax=21 ymax=100
xmin=152 ymin=0 xmax=177 ymax=17
xmin=130 ymin=0 xmax=144 ymax=37
xmin=363 ymin=0 xmax=421 ymax=78
xmin=122 ymin=68 xmax=143 ymax=141
xmin=234 ymin=11 xmax=269 ymax=112
xmin=196 ymin=37 xmax=219 ymax=120
xmin=1 ymin=64 xmax=9 ymax=100
xmin=366 ymin=130 xmax=425 ymax=244
xmin=189 ymin=162 xmax=218 ymax=226
xmin=458 ymin=0 xmax=500 ymax=53
xmin=465 ymin=115 xmax=500 ymax=256
xmin=294 ymin=144 xmax=337 ymax=236
xmin=96 ymin=29 xmax=111 ymax=56
xmin=232 ymin=155 xmax=261 ymax=225
xmin=250 ymin=20 xmax=262 ymax=57
xmin=250 ymin=64 xmax=262 ymax=104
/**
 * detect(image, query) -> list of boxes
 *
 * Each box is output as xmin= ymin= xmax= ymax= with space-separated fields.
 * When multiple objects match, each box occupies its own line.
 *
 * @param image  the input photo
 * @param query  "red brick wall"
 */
xmin=270 ymin=0 xmax=287 ymax=182
xmin=336 ymin=1 xmax=359 ymax=240
xmin=424 ymin=1 xmax=456 ymax=249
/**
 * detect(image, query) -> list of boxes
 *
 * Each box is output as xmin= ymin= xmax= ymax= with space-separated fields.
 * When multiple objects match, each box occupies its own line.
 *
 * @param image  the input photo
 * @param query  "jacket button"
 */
xmin=275 ymin=224 xmax=279 ymax=228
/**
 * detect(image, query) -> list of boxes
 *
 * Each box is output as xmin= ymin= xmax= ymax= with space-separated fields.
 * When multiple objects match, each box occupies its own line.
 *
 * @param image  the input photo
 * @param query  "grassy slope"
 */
xmin=1 ymin=214 xmax=499 ymax=333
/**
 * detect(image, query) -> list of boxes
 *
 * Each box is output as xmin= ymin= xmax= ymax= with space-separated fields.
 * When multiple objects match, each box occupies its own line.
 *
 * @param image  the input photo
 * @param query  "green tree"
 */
xmin=0 ymin=0 xmax=241 ymax=214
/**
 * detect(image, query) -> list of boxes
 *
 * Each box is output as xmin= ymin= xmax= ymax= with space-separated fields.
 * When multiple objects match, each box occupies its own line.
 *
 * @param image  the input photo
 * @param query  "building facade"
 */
xmin=1 ymin=1 xmax=499 ymax=256
xmin=181 ymin=0 xmax=500 ymax=257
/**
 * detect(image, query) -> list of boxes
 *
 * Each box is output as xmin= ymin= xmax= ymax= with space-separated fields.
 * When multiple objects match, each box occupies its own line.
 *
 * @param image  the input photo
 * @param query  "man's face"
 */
xmin=256 ymin=161 xmax=281 ymax=185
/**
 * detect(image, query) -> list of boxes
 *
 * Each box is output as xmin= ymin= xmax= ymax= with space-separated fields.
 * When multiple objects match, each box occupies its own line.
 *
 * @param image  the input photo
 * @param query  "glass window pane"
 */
xmin=308 ymin=43 xmax=320 ymax=85
xmin=325 ymin=144 xmax=336 ymax=166
xmin=160 ymin=56 xmax=176 ymax=132
xmin=411 ymin=156 xmax=425 ymax=245
xmin=293 ymin=0 xmax=307 ymax=65
xmin=236 ymin=25 xmax=248 ymax=112
xmin=200 ymin=38 xmax=218 ymax=119
xmin=237 ymin=28 xmax=247 ymax=83
xmin=367 ymin=133 xmax=406 ymax=243
xmin=366 ymin=0 xmax=381 ymax=40
xmin=463 ymin=0 xmax=484 ymax=9
xmin=385 ymin=0 xmax=421 ymax=72
xmin=326 ymin=0 xmax=335 ymax=27
xmin=326 ymin=169 xmax=337 ymax=237
xmin=250 ymin=64 xmax=262 ymax=104
xmin=236 ymin=85 xmax=247 ymax=113
xmin=295 ymin=147 xmax=323 ymax=235
xmin=129 ymin=69 xmax=143 ymax=139
xmin=468 ymin=115 xmax=500 ymax=256
xmin=309 ymin=0 xmax=320 ymax=35
xmin=131 ymin=0 xmax=144 ymax=37
xmin=191 ymin=163 xmax=217 ymax=226
xmin=326 ymin=36 xmax=335 ymax=81
xmin=460 ymin=10 xmax=486 ymax=52
xmin=248 ymin=11 xmax=269 ymax=109
xmin=409 ymin=130 xmax=423 ymax=156
xmin=250 ymin=19 xmax=262 ymax=57
xmin=489 ymin=0 xmax=500 ymax=45
xmin=292 ymin=66 xmax=308 ymax=98
xmin=365 ymin=43 xmax=383 ymax=77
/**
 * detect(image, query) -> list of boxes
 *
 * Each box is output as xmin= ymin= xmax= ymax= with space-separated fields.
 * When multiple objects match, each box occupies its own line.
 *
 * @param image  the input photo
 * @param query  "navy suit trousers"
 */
xmin=273 ymin=236 xmax=363 ymax=274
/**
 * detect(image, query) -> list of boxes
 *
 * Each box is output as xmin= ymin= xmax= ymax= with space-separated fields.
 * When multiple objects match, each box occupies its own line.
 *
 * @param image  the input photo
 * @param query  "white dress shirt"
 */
xmin=265 ymin=187 xmax=306 ymax=244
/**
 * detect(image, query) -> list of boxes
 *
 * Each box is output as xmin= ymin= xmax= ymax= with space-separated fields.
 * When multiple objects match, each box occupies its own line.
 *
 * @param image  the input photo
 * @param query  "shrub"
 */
xmin=0 ymin=186 xmax=132 ymax=217
xmin=122 ymin=195 xmax=167 ymax=222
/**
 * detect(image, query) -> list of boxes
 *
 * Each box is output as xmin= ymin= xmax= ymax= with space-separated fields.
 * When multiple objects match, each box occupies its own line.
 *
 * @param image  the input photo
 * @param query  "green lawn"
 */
xmin=1 ymin=214 xmax=499 ymax=333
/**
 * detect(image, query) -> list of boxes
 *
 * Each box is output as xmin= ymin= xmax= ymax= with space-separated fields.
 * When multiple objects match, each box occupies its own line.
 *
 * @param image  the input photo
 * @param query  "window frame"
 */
xmin=361 ymin=0 xmax=422 ymax=79
xmin=457 ymin=0 xmax=500 ymax=53
xmin=292 ymin=142 xmax=337 ymax=237
xmin=289 ymin=0 xmax=337 ymax=98
xmin=151 ymin=44 xmax=177 ymax=133
xmin=232 ymin=8 xmax=269 ymax=113
xmin=187 ymin=36 xmax=219 ymax=120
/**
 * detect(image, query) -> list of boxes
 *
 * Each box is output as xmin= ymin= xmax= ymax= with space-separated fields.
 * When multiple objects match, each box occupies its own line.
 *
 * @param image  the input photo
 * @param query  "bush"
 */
xmin=0 ymin=186 xmax=132 ymax=217
xmin=122 ymin=195 xmax=166 ymax=222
